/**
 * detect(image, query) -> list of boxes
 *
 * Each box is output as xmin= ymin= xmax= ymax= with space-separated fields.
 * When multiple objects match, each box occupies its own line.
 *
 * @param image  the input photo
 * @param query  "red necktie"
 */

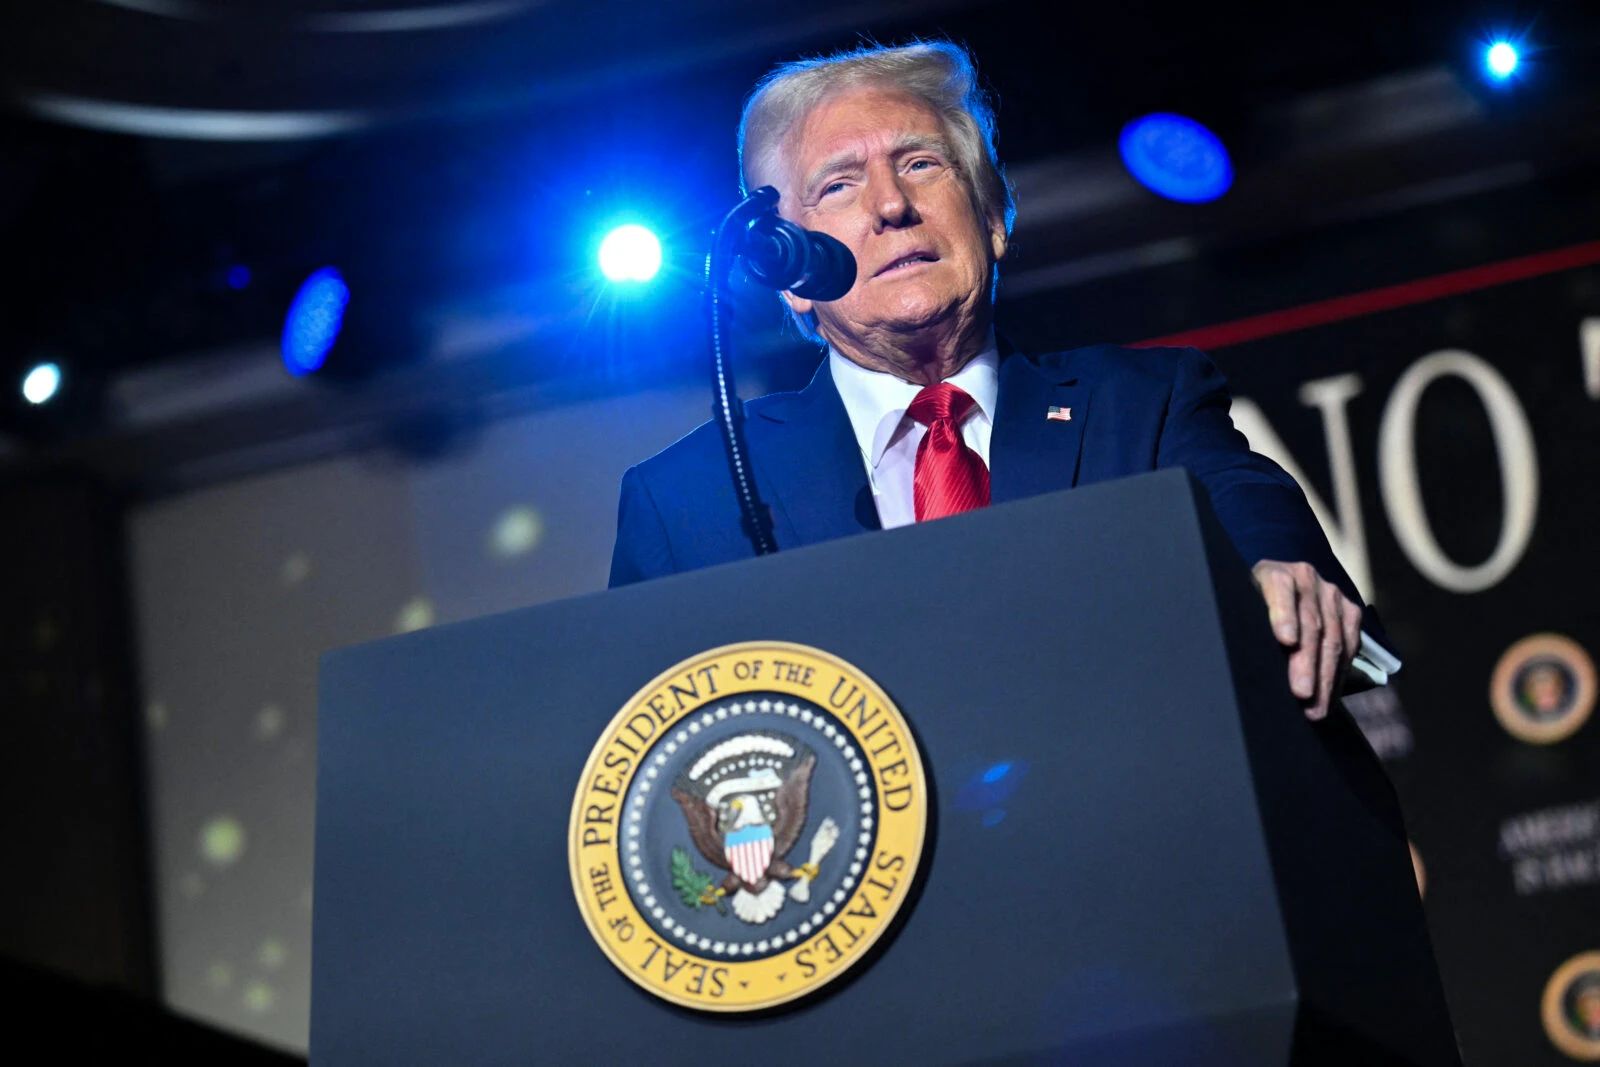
xmin=907 ymin=383 xmax=991 ymax=521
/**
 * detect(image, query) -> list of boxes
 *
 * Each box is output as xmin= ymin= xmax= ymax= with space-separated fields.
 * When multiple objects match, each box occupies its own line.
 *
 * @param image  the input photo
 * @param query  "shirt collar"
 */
xmin=829 ymin=336 xmax=1000 ymax=469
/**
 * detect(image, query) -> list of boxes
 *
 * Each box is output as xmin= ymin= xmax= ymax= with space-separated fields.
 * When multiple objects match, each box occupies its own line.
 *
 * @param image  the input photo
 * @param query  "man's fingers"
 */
xmin=1310 ymin=583 xmax=1345 ymax=720
xmin=1254 ymin=563 xmax=1300 ymax=645
xmin=1253 ymin=560 xmax=1369 ymax=721
xmin=1289 ymin=590 xmax=1321 ymax=700
xmin=1340 ymin=597 xmax=1363 ymax=670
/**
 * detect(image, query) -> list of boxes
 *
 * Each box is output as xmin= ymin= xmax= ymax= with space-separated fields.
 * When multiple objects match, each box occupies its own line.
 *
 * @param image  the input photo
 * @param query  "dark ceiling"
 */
xmin=2 ymin=0 xmax=1599 ymax=481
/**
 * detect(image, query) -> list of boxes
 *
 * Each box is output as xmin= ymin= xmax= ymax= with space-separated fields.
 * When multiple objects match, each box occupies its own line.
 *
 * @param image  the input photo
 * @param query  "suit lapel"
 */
xmin=748 ymin=350 xmax=1088 ymax=544
xmin=747 ymin=359 xmax=879 ymax=549
xmin=989 ymin=352 xmax=1090 ymax=505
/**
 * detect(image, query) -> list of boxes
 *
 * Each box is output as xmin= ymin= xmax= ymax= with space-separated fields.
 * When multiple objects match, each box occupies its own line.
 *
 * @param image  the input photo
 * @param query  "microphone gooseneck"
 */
xmin=705 ymin=186 xmax=858 ymax=559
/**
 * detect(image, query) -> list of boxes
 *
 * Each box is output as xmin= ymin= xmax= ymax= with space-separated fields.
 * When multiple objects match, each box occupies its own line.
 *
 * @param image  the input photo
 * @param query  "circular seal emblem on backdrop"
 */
xmin=568 ymin=641 xmax=927 ymax=1011
xmin=1490 ymin=633 xmax=1597 ymax=745
xmin=1543 ymin=950 xmax=1600 ymax=1060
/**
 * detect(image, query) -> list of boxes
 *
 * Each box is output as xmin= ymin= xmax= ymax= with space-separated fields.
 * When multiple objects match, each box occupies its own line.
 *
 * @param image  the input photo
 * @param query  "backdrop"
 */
xmin=1208 ymin=256 xmax=1600 ymax=1067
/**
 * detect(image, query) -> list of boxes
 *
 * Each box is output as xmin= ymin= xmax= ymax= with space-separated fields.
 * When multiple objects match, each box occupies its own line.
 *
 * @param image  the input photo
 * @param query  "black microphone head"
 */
xmin=788 ymin=230 xmax=856 ymax=301
xmin=740 ymin=219 xmax=807 ymax=290
xmin=739 ymin=210 xmax=857 ymax=301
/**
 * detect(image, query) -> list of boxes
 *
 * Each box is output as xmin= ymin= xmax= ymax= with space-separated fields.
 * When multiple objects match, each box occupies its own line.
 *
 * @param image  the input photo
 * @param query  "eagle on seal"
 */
xmin=670 ymin=730 xmax=834 ymax=924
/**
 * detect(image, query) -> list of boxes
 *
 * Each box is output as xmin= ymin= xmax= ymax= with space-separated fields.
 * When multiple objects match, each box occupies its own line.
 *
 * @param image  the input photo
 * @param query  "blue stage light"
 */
xmin=598 ymin=224 xmax=662 ymax=282
xmin=282 ymin=267 xmax=349 ymax=376
xmin=227 ymin=265 xmax=252 ymax=290
xmin=22 ymin=362 xmax=61 ymax=405
xmin=1119 ymin=113 xmax=1234 ymax=203
xmin=1486 ymin=41 xmax=1520 ymax=79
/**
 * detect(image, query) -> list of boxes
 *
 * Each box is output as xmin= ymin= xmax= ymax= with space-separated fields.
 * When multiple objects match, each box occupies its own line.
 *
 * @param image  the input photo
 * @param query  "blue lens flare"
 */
xmin=956 ymin=760 xmax=1030 ymax=812
xmin=982 ymin=761 xmax=1013 ymax=784
xmin=1119 ymin=113 xmax=1234 ymax=203
xmin=598 ymin=224 xmax=662 ymax=282
xmin=282 ymin=267 xmax=350 ymax=376
xmin=1486 ymin=42 xmax=1520 ymax=79
xmin=22 ymin=362 xmax=61 ymax=405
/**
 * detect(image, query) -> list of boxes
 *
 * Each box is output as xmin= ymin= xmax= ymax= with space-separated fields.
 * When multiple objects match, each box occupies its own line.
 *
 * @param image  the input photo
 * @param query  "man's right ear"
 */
xmin=783 ymin=290 xmax=815 ymax=317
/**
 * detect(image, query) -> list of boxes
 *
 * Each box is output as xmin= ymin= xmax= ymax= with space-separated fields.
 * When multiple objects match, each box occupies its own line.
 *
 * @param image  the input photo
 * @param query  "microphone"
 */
xmin=737 ymin=187 xmax=856 ymax=301
xmin=703 ymin=185 xmax=857 ymax=559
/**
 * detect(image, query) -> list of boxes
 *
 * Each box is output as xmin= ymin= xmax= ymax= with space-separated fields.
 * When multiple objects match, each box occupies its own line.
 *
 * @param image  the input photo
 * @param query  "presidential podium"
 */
xmin=310 ymin=469 xmax=1459 ymax=1066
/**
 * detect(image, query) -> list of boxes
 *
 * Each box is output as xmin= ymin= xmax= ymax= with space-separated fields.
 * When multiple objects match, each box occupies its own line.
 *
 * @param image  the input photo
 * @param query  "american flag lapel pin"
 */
xmin=1047 ymin=405 xmax=1072 ymax=422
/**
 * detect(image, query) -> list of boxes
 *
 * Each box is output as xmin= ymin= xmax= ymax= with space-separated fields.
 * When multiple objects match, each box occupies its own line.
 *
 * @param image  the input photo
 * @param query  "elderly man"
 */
xmin=609 ymin=40 xmax=1383 ymax=720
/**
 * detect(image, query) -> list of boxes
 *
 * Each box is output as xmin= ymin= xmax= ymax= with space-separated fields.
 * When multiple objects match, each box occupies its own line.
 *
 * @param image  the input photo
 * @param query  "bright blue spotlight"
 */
xmin=598 ymin=224 xmax=662 ymax=282
xmin=22 ymin=362 xmax=61 ymax=405
xmin=282 ymin=267 xmax=349 ymax=376
xmin=1119 ymin=113 xmax=1233 ymax=203
xmin=1486 ymin=41 xmax=1520 ymax=79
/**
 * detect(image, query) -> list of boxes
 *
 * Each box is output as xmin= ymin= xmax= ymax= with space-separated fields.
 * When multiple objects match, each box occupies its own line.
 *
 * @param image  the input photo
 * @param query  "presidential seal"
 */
xmin=1490 ymin=633 xmax=1596 ymax=745
xmin=568 ymin=641 xmax=927 ymax=1011
xmin=1543 ymin=950 xmax=1600 ymax=1060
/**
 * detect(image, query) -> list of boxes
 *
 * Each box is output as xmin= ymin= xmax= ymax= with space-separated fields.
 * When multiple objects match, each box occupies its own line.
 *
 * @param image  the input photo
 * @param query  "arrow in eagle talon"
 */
xmin=789 ymin=817 xmax=840 ymax=902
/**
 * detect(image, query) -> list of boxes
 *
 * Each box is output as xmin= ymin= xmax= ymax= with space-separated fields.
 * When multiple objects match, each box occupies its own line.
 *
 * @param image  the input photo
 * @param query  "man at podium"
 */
xmin=610 ymin=40 xmax=1388 ymax=722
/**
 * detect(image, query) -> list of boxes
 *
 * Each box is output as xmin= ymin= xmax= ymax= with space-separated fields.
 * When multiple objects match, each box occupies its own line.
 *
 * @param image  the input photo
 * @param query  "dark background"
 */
xmin=1 ymin=1 xmax=1597 ymax=1063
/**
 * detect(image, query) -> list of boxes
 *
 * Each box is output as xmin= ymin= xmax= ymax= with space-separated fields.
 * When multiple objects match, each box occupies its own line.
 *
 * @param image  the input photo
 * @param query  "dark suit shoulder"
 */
xmin=1025 ymin=342 xmax=1200 ymax=387
xmin=1030 ymin=343 xmax=1196 ymax=377
xmin=628 ymin=384 xmax=811 ymax=483
xmin=745 ymin=385 xmax=810 ymax=415
xmin=630 ymin=417 xmax=722 ymax=485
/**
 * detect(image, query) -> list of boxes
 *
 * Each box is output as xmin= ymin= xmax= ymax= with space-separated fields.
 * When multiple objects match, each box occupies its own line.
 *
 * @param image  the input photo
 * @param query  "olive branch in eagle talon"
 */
xmin=671 ymin=847 xmax=728 ymax=915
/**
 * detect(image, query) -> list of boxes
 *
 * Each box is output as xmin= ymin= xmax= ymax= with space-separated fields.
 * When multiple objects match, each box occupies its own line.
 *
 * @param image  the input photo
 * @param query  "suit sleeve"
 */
xmin=608 ymin=465 xmax=678 ymax=588
xmin=1153 ymin=347 xmax=1371 ymax=617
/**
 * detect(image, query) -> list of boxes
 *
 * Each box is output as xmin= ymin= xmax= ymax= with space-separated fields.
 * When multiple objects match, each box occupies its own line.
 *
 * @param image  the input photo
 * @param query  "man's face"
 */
xmin=1523 ymin=664 xmax=1566 ymax=712
xmin=776 ymin=85 xmax=1006 ymax=355
xmin=1578 ymin=986 xmax=1600 ymax=1031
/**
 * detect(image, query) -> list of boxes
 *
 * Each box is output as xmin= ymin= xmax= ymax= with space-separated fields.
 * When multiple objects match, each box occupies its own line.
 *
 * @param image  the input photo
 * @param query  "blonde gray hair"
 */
xmin=737 ymin=40 xmax=1015 ymax=340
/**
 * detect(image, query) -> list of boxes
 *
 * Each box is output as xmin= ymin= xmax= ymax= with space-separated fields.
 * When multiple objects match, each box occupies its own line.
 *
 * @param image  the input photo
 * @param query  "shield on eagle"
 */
xmin=725 ymin=825 xmax=775 ymax=885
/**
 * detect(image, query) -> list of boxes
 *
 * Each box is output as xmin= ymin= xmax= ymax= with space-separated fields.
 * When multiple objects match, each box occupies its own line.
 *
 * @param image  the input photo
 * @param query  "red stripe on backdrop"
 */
xmin=1132 ymin=238 xmax=1600 ymax=351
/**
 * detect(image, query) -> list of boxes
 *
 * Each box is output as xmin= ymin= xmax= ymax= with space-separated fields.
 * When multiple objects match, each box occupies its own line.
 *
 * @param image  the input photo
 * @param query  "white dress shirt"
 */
xmin=829 ymin=342 xmax=1000 ymax=529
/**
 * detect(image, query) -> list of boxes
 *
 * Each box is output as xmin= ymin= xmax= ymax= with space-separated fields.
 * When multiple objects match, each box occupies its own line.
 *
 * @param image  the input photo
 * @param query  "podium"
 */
xmin=311 ymin=470 xmax=1458 ymax=1065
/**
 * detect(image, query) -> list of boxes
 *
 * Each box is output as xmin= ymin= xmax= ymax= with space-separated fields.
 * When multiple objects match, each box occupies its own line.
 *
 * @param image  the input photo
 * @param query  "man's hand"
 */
xmin=1251 ymin=560 xmax=1363 ymax=721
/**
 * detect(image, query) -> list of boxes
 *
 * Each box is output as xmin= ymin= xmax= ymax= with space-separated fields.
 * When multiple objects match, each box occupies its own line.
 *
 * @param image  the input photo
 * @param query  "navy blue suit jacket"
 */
xmin=608 ymin=344 xmax=1368 ymax=626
